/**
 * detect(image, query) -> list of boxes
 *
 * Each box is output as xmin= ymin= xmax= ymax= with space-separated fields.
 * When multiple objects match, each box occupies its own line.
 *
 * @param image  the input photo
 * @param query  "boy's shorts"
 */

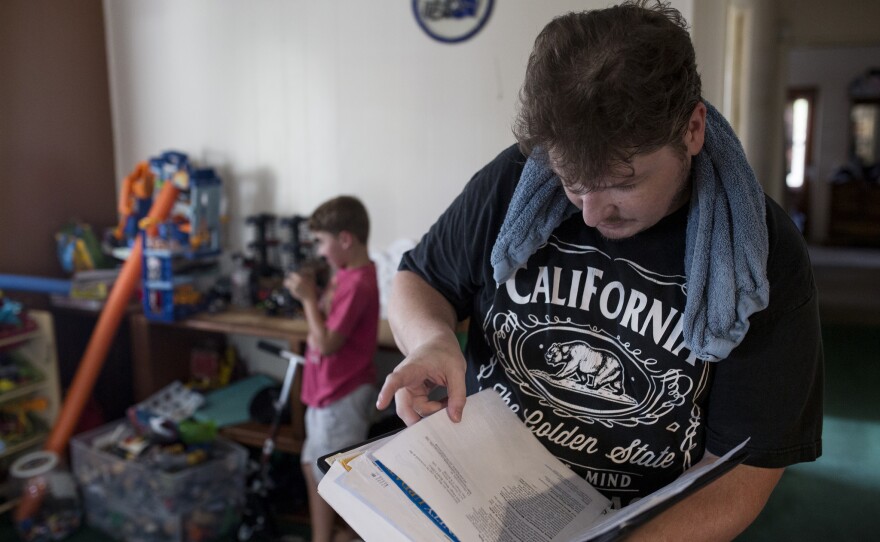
xmin=301 ymin=383 xmax=376 ymax=480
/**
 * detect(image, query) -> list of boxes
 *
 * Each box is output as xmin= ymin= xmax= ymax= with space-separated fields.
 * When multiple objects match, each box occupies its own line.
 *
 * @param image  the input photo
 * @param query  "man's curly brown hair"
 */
xmin=513 ymin=0 xmax=701 ymax=188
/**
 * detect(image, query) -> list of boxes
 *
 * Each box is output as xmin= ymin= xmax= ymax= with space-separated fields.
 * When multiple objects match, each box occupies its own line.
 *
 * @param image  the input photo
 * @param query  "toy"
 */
xmin=242 ymin=214 xmax=284 ymax=311
xmin=71 ymin=420 xmax=247 ymax=542
xmin=0 ymin=291 xmax=24 ymax=327
xmin=56 ymin=221 xmax=108 ymax=273
xmin=236 ymin=341 xmax=305 ymax=541
xmin=68 ymin=269 xmax=119 ymax=302
xmin=140 ymin=159 xmax=223 ymax=322
xmin=0 ymin=397 xmax=49 ymax=450
xmin=0 ymin=277 xmax=71 ymax=297
xmin=0 ymin=351 xmax=41 ymax=392
xmin=281 ymin=214 xmax=328 ymax=286
xmin=279 ymin=214 xmax=317 ymax=271
xmin=113 ymin=161 xmax=155 ymax=247
xmin=10 ymin=450 xmax=82 ymax=542
xmin=246 ymin=213 xmax=282 ymax=280
xmin=28 ymin=157 xmax=216 ymax=529
xmin=243 ymin=213 xmax=328 ymax=316
xmin=229 ymin=253 xmax=252 ymax=308
xmin=43 ymin=178 xmax=180 ymax=457
xmin=151 ymin=150 xmax=189 ymax=189
xmin=142 ymin=165 xmax=222 ymax=256
xmin=188 ymin=344 xmax=227 ymax=390
xmin=0 ymin=292 xmax=39 ymax=348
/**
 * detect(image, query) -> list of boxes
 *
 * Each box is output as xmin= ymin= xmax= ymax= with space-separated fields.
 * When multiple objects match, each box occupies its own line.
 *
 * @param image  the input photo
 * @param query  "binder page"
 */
xmin=372 ymin=389 xmax=611 ymax=542
xmin=335 ymin=454 xmax=452 ymax=541
xmin=318 ymin=460 xmax=413 ymax=542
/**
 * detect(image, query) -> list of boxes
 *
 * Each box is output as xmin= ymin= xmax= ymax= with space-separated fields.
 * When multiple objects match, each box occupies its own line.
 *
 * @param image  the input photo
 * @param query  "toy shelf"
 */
xmin=0 ymin=310 xmax=61 ymax=515
xmin=0 ymin=379 xmax=47 ymax=404
xmin=0 ymin=328 xmax=39 ymax=350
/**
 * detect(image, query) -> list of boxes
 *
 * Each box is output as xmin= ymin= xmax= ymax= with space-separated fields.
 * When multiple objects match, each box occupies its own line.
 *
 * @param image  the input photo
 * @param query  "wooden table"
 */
xmin=129 ymin=308 xmax=397 ymax=453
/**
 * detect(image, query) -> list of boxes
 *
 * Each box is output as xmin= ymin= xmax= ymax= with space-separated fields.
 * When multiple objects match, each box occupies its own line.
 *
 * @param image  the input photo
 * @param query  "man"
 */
xmin=377 ymin=1 xmax=823 ymax=540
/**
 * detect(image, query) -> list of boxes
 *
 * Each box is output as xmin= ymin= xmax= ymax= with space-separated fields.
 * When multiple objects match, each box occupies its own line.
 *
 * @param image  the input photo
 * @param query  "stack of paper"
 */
xmin=318 ymin=389 xmax=747 ymax=542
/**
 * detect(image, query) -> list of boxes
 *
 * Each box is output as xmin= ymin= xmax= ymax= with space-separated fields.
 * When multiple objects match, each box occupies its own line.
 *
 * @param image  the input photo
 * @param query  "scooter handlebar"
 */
xmin=257 ymin=341 xmax=283 ymax=357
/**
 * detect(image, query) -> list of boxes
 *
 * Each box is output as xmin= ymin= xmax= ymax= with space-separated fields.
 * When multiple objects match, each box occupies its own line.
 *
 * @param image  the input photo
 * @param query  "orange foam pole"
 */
xmin=44 ymin=181 xmax=180 ymax=455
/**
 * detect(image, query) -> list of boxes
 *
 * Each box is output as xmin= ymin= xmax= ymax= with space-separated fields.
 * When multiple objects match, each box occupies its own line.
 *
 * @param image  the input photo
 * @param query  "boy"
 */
xmin=285 ymin=195 xmax=378 ymax=542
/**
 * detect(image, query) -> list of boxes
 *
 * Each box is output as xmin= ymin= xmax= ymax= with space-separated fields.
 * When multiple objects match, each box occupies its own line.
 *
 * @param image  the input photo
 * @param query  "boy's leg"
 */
xmin=302 ymin=385 xmax=375 ymax=541
xmin=301 ymin=460 xmax=337 ymax=542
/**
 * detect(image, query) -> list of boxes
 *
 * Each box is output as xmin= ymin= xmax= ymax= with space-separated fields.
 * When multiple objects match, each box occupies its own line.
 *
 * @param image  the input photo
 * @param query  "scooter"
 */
xmin=237 ymin=341 xmax=305 ymax=541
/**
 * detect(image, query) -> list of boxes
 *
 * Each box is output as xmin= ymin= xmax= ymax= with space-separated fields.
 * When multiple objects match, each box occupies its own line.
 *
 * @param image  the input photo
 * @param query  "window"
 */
xmin=783 ymin=88 xmax=816 ymax=234
xmin=785 ymin=97 xmax=811 ymax=189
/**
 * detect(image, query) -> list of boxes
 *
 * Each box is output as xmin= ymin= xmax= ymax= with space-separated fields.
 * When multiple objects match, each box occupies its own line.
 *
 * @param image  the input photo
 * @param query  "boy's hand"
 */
xmin=284 ymin=271 xmax=317 ymax=303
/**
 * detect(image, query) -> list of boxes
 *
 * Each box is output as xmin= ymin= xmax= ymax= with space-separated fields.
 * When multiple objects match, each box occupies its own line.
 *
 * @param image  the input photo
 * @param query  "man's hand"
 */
xmin=377 ymin=335 xmax=468 ymax=426
xmin=377 ymin=270 xmax=468 ymax=426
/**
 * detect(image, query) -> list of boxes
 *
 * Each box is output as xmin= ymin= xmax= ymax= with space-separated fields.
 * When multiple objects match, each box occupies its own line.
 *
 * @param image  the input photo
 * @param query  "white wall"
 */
xmin=736 ymin=0 xmax=783 ymax=202
xmin=692 ymin=0 xmax=782 ymax=200
xmin=692 ymin=0 xmax=727 ymax=107
xmin=104 ymin=0 xmax=701 ymax=254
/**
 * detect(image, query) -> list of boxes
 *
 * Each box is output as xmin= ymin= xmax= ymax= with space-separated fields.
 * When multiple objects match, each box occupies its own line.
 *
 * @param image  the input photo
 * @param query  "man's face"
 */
xmin=551 ymin=145 xmax=692 ymax=240
xmin=550 ymin=102 xmax=707 ymax=240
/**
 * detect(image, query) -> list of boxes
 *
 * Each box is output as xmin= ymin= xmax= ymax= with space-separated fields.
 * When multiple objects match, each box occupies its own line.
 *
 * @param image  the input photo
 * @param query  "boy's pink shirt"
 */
xmin=300 ymin=262 xmax=379 ymax=407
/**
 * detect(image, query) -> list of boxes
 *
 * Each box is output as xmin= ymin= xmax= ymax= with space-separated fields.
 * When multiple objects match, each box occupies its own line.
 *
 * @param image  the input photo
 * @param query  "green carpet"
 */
xmin=738 ymin=324 xmax=880 ymax=541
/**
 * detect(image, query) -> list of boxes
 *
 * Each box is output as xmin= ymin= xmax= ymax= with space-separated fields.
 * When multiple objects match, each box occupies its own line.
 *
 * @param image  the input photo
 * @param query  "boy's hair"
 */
xmin=513 ymin=0 xmax=701 ymax=188
xmin=309 ymin=195 xmax=370 ymax=244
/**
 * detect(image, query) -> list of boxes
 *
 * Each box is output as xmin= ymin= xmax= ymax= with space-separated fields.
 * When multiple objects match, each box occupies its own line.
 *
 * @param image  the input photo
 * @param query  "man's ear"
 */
xmin=684 ymin=102 xmax=707 ymax=156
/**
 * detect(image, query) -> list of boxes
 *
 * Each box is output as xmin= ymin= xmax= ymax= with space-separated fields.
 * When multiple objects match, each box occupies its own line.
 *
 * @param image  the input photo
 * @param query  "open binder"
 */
xmin=317 ymin=390 xmax=748 ymax=542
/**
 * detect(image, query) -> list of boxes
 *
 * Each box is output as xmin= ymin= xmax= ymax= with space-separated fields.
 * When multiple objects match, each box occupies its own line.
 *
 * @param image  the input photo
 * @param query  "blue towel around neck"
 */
xmin=490 ymin=101 xmax=769 ymax=362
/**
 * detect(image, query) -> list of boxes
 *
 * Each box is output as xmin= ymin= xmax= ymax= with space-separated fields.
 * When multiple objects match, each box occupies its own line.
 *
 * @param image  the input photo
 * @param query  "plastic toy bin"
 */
xmin=71 ymin=421 xmax=247 ymax=542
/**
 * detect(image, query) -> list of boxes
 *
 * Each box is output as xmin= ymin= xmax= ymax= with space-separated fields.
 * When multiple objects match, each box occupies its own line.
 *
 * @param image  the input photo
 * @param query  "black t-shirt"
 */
xmin=400 ymin=144 xmax=823 ymax=507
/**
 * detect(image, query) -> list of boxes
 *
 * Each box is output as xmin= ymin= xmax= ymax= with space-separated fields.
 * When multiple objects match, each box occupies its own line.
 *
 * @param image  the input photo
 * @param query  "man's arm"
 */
xmin=627 ymin=458 xmax=783 ymax=541
xmin=376 ymin=270 xmax=468 ymax=425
